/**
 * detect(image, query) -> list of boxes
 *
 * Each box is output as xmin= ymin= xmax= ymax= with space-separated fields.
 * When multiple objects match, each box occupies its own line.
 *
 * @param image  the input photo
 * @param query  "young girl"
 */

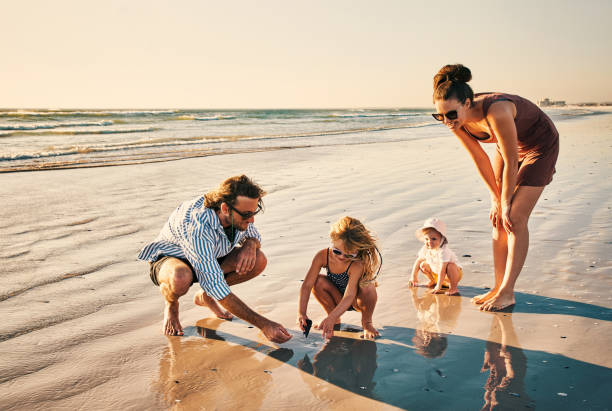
xmin=408 ymin=217 xmax=463 ymax=296
xmin=298 ymin=216 xmax=382 ymax=340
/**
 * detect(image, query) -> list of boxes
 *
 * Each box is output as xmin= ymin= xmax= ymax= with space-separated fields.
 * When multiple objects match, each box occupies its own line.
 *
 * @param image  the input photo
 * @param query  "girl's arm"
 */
xmin=485 ymin=102 xmax=519 ymax=233
xmin=409 ymin=257 xmax=425 ymax=287
xmin=316 ymin=262 xmax=363 ymax=339
xmin=297 ymin=249 xmax=325 ymax=331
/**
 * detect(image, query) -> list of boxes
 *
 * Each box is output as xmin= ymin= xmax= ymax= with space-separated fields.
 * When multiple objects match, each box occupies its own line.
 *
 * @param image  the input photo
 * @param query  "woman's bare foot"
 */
xmin=164 ymin=301 xmax=184 ymax=335
xmin=194 ymin=290 xmax=234 ymax=320
xmin=480 ymin=291 xmax=515 ymax=312
xmin=362 ymin=321 xmax=380 ymax=339
xmin=471 ymin=288 xmax=498 ymax=305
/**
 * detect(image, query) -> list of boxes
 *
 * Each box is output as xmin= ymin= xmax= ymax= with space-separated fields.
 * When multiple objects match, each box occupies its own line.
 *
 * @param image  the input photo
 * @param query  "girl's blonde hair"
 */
xmin=330 ymin=216 xmax=381 ymax=287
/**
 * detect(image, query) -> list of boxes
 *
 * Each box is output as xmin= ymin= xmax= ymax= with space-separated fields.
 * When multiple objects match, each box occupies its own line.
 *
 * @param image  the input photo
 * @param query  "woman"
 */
xmin=432 ymin=64 xmax=559 ymax=311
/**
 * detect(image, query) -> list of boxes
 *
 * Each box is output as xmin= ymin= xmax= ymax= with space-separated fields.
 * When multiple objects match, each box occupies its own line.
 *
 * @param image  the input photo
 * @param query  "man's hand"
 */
xmin=235 ymin=239 xmax=258 ymax=275
xmin=261 ymin=320 xmax=292 ymax=343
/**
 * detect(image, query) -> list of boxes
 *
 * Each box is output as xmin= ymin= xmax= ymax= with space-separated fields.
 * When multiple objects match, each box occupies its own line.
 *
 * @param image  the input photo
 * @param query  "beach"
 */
xmin=1 ymin=110 xmax=611 ymax=410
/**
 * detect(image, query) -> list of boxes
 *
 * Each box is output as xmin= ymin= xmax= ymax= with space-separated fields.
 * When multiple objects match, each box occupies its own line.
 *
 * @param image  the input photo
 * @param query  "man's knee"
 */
xmin=168 ymin=265 xmax=193 ymax=296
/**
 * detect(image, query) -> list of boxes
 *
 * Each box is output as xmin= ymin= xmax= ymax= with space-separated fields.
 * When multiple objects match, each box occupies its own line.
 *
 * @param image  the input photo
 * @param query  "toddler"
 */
xmin=408 ymin=217 xmax=462 ymax=295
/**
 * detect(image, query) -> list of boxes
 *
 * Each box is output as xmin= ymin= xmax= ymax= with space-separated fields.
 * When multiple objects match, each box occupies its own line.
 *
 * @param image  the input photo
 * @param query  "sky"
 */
xmin=2 ymin=0 xmax=611 ymax=108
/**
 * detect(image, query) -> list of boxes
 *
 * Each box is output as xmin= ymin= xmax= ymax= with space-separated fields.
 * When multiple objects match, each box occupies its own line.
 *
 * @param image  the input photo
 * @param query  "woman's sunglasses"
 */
xmin=228 ymin=203 xmax=262 ymax=219
xmin=332 ymin=247 xmax=358 ymax=259
xmin=432 ymin=110 xmax=458 ymax=121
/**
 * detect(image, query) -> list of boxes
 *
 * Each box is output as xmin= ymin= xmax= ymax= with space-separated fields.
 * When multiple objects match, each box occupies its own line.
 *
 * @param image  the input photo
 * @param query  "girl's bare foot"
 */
xmin=480 ymin=292 xmax=515 ymax=312
xmin=426 ymin=281 xmax=436 ymax=288
xmin=194 ymin=290 xmax=233 ymax=320
xmin=445 ymin=289 xmax=460 ymax=296
xmin=362 ymin=321 xmax=380 ymax=339
xmin=471 ymin=288 xmax=498 ymax=305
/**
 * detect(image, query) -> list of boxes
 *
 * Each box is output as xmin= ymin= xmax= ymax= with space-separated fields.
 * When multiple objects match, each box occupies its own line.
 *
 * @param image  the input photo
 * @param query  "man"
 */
xmin=138 ymin=175 xmax=291 ymax=343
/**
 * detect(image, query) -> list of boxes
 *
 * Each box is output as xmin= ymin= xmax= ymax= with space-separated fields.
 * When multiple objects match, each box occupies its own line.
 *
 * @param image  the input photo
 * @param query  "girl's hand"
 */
xmin=501 ymin=203 xmax=513 ymax=233
xmin=408 ymin=278 xmax=418 ymax=287
xmin=297 ymin=314 xmax=310 ymax=332
xmin=489 ymin=199 xmax=502 ymax=228
xmin=315 ymin=316 xmax=336 ymax=340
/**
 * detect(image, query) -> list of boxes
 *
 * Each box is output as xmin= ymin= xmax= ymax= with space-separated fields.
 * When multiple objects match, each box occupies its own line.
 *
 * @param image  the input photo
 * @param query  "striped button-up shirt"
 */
xmin=138 ymin=196 xmax=261 ymax=300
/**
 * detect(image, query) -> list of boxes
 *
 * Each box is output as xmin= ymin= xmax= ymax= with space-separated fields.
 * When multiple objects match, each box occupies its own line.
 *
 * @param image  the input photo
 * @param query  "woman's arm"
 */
xmin=453 ymin=128 xmax=501 ymax=201
xmin=486 ymin=102 xmax=519 ymax=232
xmin=297 ymin=249 xmax=325 ymax=330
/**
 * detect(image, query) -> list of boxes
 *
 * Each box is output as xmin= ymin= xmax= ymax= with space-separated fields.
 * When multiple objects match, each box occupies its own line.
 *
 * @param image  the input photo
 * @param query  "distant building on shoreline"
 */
xmin=538 ymin=98 xmax=566 ymax=107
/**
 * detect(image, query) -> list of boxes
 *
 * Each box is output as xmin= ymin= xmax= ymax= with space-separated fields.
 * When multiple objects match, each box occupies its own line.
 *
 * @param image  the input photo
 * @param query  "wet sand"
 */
xmin=0 ymin=112 xmax=611 ymax=410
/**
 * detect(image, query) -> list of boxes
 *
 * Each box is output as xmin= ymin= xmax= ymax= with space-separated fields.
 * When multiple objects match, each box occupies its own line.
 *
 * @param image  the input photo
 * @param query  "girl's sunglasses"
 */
xmin=432 ymin=110 xmax=458 ymax=121
xmin=332 ymin=247 xmax=358 ymax=258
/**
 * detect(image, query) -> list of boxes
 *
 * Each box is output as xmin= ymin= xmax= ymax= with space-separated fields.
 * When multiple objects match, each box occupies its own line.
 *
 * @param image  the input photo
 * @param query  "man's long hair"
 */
xmin=204 ymin=175 xmax=266 ymax=210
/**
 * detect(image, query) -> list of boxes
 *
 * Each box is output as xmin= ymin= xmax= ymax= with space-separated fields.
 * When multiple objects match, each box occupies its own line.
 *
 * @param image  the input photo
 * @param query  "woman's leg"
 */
xmin=355 ymin=284 xmax=380 ymax=338
xmin=472 ymin=225 xmax=508 ymax=304
xmin=473 ymin=148 xmax=509 ymax=304
xmin=481 ymin=186 xmax=545 ymax=311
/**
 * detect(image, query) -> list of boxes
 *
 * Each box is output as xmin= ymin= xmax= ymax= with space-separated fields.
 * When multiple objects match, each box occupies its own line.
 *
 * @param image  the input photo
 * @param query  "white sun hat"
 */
xmin=415 ymin=217 xmax=447 ymax=241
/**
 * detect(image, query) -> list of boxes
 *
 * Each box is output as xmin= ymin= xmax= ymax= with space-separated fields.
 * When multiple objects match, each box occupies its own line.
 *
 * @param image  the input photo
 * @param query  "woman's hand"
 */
xmin=501 ymin=203 xmax=513 ymax=233
xmin=489 ymin=198 xmax=502 ymax=228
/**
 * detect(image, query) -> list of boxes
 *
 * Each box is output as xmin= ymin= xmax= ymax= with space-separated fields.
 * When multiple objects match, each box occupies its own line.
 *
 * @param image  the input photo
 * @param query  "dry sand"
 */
xmin=1 ymin=112 xmax=611 ymax=410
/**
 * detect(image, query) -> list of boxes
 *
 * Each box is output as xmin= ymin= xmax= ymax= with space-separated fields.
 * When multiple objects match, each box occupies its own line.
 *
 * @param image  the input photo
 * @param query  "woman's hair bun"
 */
xmin=434 ymin=64 xmax=471 ymax=88
xmin=432 ymin=64 xmax=474 ymax=103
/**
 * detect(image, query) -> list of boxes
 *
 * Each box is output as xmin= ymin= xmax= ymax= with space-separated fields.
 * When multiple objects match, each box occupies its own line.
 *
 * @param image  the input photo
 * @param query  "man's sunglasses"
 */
xmin=228 ymin=203 xmax=262 ymax=219
xmin=332 ymin=247 xmax=358 ymax=259
xmin=432 ymin=110 xmax=458 ymax=121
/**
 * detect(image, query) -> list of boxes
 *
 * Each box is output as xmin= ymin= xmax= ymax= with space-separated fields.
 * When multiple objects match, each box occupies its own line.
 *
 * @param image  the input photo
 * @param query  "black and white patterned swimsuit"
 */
xmin=325 ymin=248 xmax=353 ymax=295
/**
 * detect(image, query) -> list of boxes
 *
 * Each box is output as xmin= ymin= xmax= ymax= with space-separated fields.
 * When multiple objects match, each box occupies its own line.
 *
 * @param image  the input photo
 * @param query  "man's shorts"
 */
xmin=149 ymin=255 xmax=227 ymax=286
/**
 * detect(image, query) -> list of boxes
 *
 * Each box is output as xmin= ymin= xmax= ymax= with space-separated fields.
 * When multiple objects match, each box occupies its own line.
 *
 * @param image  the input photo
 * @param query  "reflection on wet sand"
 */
xmin=151 ymin=318 xmax=287 ymax=409
xmin=481 ymin=312 xmax=533 ymax=410
xmin=410 ymin=288 xmax=461 ymax=359
xmin=297 ymin=335 xmax=378 ymax=397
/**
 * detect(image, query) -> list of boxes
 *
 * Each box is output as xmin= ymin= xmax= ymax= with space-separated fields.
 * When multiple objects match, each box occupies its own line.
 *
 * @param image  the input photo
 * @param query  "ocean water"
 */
xmin=0 ymin=106 xmax=600 ymax=172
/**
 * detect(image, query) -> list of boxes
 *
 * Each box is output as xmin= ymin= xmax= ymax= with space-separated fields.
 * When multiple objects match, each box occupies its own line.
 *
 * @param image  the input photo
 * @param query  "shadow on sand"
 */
xmin=152 ymin=300 xmax=611 ymax=410
xmin=459 ymin=286 xmax=612 ymax=321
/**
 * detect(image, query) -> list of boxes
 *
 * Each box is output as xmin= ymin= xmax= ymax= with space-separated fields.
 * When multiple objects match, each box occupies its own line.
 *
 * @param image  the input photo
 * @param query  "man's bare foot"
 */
xmin=446 ymin=289 xmax=460 ymax=296
xmin=194 ymin=290 xmax=233 ymax=320
xmin=362 ymin=321 xmax=380 ymax=339
xmin=480 ymin=292 xmax=515 ymax=312
xmin=164 ymin=302 xmax=184 ymax=336
xmin=471 ymin=288 xmax=498 ymax=305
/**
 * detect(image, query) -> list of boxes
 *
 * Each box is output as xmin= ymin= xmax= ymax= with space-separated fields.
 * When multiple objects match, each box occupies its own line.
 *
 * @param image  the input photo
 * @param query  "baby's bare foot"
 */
xmin=194 ymin=290 xmax=234 ymax=320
